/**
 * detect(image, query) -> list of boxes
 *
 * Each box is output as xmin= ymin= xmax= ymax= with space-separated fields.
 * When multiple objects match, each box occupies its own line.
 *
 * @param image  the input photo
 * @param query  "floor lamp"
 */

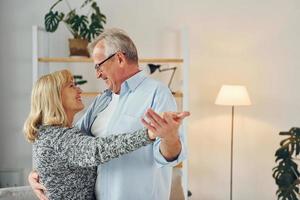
xmin=215 ymin=85 xmax=251 ymax=200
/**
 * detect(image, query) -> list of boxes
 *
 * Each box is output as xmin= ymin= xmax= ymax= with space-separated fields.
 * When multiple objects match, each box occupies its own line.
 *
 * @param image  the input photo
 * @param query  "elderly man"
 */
xmin=29 ymin=28 xmax=187 ymax=200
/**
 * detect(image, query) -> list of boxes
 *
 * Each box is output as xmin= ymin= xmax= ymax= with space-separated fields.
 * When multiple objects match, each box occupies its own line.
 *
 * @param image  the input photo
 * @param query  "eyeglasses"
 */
xmin=94 ymin=53 xmax=117 ymax=71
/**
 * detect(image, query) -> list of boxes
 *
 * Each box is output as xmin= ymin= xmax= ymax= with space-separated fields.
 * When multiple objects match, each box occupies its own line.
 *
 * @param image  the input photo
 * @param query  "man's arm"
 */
xmin=150 ymin=86 xmax=187 ymax=167
xmin=76 ymin=90 xmax=111 ymax=134
xmin=160 ymin=135 xmax=182 ymax=161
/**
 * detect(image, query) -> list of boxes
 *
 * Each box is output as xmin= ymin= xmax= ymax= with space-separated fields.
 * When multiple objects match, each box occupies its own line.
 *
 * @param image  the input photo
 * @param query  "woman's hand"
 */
xmin=28 ymin=170 xmax=48 ymax=200
xmin=141 ymin=108 xmax=190 ymax=140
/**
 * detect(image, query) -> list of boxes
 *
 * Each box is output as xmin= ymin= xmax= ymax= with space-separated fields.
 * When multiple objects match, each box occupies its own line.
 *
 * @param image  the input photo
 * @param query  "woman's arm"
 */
xmin=55 ymin=127 xmax=152 ymax=167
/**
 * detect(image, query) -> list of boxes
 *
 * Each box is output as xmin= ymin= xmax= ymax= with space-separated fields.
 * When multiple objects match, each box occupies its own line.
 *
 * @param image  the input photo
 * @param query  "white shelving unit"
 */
xmin=32 ymin=25 xmax=190 ymax=199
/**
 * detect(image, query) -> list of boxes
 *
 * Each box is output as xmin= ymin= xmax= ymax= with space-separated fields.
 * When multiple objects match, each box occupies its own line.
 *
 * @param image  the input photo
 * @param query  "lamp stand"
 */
xmin=230 ymin=106 xmax=234 ymax=200
xmin=158 ymin=67 xmax=177 ymax=88
xmin=215 ymin=85 xmax=251 ymax=200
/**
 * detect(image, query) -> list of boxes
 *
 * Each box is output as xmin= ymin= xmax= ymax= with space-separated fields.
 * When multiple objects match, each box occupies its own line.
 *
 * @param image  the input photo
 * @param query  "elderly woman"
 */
xmin=24 ymin=69 xmax=188 ymax=200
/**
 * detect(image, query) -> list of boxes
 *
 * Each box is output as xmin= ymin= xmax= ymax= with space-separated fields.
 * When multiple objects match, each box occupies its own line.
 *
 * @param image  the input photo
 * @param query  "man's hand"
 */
xmin=28 ymin=171 xmax=48 ymax=200
xmin=141 ymin=108 xmax=190 ymax=140
xmin=141 ymin=109 xmax=190 ymax=160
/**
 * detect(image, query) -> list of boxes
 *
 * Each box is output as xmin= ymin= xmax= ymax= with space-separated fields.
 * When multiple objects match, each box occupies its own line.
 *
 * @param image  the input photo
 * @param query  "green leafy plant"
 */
xmin=44 ymin=0 xmax=106 ymax=42
xmin=273 ymin=127 xmax=300 ymax=200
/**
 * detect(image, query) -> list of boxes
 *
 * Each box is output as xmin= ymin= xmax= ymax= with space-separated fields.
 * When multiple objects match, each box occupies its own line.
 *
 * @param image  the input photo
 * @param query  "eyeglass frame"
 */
xmin=94 ymin=53 xmax=117 ymax=71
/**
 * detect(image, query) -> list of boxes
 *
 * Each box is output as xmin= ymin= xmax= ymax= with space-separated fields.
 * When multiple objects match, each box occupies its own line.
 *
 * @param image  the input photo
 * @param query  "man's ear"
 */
xmin=117 ymin=52 xmax=127 ymax=67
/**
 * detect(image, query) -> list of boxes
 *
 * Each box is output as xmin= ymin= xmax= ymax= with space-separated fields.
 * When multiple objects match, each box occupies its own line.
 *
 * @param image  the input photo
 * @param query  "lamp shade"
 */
xmin=215 ymin=85 xmax=251 ymax=106
xmin=148 ymin=64 xmax=161 ymax=74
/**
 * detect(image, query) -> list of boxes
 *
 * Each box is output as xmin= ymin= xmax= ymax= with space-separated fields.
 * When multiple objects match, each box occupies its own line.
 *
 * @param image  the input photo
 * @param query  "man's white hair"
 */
xmin=88 ymin=28 xmax=138 ymax=63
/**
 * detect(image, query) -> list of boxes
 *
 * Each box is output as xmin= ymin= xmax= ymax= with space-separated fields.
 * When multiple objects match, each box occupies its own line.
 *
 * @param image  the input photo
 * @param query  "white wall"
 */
xmin=0 ymin=0 xmax=45 ymax=186
xmin=1 ymin=0 xmax=300 ymax=199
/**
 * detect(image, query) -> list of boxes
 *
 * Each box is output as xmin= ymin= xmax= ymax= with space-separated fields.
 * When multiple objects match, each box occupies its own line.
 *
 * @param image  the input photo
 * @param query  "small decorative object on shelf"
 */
xmin=73 ymin=75 xmax=87 ymax=85
xmin=44 ymin=0 xmax=106 ymax=57
xmin=273 ymin=127 xmax=300 ymax=200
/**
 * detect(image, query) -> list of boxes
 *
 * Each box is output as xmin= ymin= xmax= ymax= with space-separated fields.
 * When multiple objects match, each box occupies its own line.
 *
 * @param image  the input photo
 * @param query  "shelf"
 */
xmin=82 ymin=91 xmax=183 ymax=98
xmin=38 ymin=57 xmax=183 ymax=64
xmin=39 ymin=57 xmax=92 ymax=63
xmin=38 ymin=57 xmax=184 ymax=99
xmin=82 ymin=92 xmax=101 ymax=97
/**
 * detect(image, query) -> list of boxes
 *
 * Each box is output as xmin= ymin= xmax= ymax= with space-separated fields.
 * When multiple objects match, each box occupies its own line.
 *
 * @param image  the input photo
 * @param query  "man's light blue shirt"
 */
xmin=77 ymin=71 xmax=187 ymax=200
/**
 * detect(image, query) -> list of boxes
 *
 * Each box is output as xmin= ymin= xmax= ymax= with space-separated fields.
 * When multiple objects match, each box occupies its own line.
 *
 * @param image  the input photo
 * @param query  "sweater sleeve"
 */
xmin=54 ymin=127 xmax=152 ymax=167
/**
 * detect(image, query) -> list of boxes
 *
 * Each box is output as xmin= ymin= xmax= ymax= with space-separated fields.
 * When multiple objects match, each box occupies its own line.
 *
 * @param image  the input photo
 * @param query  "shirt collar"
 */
xmin=120 ymin=70 xmax=147 ymax=95
xmin=103 ymin=88 xmax=113 ymax=96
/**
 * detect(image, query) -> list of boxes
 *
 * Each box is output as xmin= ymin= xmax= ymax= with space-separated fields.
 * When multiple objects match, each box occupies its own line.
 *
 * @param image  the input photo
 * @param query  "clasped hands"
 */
xmin=142 ymin=108 xmax=190 ymax=141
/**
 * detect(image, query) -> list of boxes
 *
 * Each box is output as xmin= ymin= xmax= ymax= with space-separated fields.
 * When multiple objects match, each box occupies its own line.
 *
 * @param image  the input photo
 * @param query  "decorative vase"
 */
xmin=68 ymin=38 xmax=90 ymax=57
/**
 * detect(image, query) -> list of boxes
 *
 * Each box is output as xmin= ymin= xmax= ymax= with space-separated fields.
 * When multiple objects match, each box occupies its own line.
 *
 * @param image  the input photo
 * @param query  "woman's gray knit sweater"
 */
xmin=33 ymin=125 xmax=152 ymax=200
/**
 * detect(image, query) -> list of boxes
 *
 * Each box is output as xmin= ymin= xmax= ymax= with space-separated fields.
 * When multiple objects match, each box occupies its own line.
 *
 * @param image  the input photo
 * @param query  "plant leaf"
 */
xmin=80 ymin=0 xmax=94 ymax=8
xmin=81 ymin=2 xmax=106 ymax=41
xmin=44 ymin=11 xmax=64 ymax=32
xmin=65 ymin=12 xmax=88 ymax=39
xmin=274 ymin=127 xmax=300 ymax=200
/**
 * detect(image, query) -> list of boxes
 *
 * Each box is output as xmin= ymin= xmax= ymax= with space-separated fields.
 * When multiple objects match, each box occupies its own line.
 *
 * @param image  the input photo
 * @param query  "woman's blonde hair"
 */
xmin=23 ymin=69 xmax=73 ymax=143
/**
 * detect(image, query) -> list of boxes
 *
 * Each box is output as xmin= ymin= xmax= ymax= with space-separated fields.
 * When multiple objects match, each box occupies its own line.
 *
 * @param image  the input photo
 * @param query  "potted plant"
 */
xmin=273 ymin=127 xmax=300 ymax=200
xmin=44 ymin=0 xmax=106 ymax=57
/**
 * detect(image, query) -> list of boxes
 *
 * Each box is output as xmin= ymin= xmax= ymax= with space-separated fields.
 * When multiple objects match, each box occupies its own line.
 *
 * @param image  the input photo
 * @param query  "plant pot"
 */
xmin=68 ymin=38 xmax=90 ymax=57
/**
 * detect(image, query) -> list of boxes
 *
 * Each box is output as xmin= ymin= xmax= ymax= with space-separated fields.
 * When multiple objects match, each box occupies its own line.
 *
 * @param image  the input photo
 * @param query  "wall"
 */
xmin=1 ymin=0 xmax=300 ymax=199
